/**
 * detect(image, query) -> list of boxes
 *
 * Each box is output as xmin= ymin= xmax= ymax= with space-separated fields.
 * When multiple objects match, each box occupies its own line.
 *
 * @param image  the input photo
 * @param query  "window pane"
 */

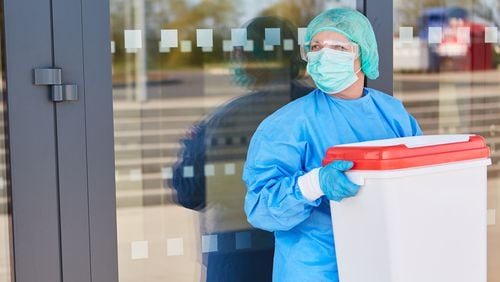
xmin=111 ymin=0 xmax=356 ymax=281
xmin=394 ymin=1 xmax=500 ymax=280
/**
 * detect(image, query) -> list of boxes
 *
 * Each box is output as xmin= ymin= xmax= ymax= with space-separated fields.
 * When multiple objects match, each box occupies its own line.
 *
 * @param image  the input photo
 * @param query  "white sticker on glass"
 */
xmin=485 ymin=27 xmax=498 ymax=43
xmin=167 ymin=238 xmax=184 ymax=256
xmin=202 ymin=235 xmax=218 ymax=253
xmin=428 ymin=27 xmax=442 ymax=44
xmin=297 ymin=27 xmax=307 ymax=45
xmin=264 ymin=43 xmax=274 ymax=51
xmin=197 ymin=29 xmax=213 ymax=47
xmin=399 ymin=27 xmax=413 ymax=43
xmin=224 ymin=163 xmax=235 ymax=175
xmin=162 ymin=167 xmax=173 ymax=179
xmin=283 ymin=39 xmax=294 ymax=51
xmin=265 ymin=28 xmax=281 ymax=46
xmin=111 ymin=41 xmax=116 ymax=54
xmin=223 ymin=40 xmax=233 ymax=52
xmin=244 ymin=40 xmax=254 ymax=52
xmin=204 ymin=164 xmax=215 ymax=176
xmin=131 ymin=241 xmax=149 ymax=260
xmin=124 ymin=30 xmax=142 ymax=49
xmin=159 ymin=41 xmax=171 ymax=53
xmin=231 ymin=28 xmax=247 ymax=47
xmin=202 ymin=47 xmax=213 ymax=52
xmin=183 ymin=166 xmax=194 ymax=178
xmin=161 ymin=29 xmax=178 ymax=48
xmin=129 ymin=169 xmax=142 ymax=181
xmin=180 ymin=40 xmax=192 ymax=53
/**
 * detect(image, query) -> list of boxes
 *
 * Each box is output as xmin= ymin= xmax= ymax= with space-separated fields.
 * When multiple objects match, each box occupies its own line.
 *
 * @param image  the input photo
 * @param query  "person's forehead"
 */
xmin=311 ymin=30 xmax=349 ymax=43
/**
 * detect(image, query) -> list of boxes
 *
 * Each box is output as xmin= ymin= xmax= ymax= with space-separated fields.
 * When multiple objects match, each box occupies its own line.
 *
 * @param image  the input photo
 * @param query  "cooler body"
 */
xmin=324 ymin=135 xmax=490 ymax=282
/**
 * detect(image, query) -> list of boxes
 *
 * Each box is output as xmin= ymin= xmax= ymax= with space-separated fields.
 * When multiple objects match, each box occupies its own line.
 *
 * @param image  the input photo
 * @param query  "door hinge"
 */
xmin=33 ymin=68 xmax=78 ymax=102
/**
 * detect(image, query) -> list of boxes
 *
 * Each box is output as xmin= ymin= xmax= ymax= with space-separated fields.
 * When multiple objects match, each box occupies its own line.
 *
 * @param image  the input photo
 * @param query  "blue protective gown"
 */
xmin=242 ymin=87 xmax=422 ymax=282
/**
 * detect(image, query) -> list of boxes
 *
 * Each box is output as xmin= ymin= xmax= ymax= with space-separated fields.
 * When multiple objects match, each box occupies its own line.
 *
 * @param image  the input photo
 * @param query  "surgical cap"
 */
xmin=304 ymin=8 xmax=379 ymax=80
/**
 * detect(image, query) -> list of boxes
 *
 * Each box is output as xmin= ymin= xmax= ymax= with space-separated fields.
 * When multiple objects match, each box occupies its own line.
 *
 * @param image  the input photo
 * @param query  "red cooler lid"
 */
xmin=322 ymin=135 xmax=490 ymax=170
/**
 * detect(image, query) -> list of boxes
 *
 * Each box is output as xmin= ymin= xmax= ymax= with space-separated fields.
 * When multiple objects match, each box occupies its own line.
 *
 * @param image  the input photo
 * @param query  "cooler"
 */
xmin=323 ymin=134 xmax=491 ymax=282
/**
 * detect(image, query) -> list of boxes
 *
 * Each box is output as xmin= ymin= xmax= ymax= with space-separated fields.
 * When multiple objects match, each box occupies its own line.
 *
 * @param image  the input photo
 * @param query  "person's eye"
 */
xmin=333 ymin=45 xmax=347 ymax=51
xmin=310 ymin=44 xmax=321 ymax=51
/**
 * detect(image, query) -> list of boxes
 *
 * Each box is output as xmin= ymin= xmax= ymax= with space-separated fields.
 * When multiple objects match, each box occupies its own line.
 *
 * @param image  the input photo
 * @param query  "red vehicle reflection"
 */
xmin=437 ymin=19 xmax=494 ymax=71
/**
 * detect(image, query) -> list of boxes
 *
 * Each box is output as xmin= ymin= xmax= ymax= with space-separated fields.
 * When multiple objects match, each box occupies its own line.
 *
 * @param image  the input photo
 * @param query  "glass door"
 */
xmin=10 ymin=0 xmax=498 ymax=281
xmin=109 ymin=1 xmax=357 ymax=281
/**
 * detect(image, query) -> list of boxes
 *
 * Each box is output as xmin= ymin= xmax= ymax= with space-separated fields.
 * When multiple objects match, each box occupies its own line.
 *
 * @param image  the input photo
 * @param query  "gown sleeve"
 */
xmin=408 ymin=112 xmax=423 ymax=136
xmin=242 ymin=123 xmax=322 ymax=232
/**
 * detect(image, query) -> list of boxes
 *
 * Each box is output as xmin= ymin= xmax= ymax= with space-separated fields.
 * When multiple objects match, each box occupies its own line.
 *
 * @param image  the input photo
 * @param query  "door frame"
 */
xmin=4 ymin=0 xmax=61 ymax=281
xmin=3 ymin=0 xmax=117 ymax=281
xmin=358 ymin=0 xmax=393 ymax=94
xmin=80 ymin=0 xmax=118 ymax=280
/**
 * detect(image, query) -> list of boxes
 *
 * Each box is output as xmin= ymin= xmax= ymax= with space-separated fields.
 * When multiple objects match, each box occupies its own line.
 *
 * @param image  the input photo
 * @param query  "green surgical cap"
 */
xmin=305 ymin=8 xmax=379 ymax=80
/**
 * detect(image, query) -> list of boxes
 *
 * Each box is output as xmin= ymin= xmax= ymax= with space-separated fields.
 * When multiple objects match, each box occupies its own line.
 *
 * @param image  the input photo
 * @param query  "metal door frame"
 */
xmin=358 ymin=0 xmax=393 ymax=94
xmin=3 ymin=0 xmax=117 ymax=281
xmin=3 ymin=0 xmax=61 ymax=281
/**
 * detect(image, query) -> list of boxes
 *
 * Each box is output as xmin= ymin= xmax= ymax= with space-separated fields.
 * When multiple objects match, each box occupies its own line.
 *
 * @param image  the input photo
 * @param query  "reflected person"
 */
xmin=170 ymin=16 xmax=312 ymax=282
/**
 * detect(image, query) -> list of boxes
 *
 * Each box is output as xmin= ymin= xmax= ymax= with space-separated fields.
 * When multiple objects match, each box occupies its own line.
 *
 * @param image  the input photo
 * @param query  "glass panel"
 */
xmin=0 ymin=2 xmax=13 ymax=281
xmin=111 ymin=0 xmax=355 ymax=281
xmin=394 ymin=0 xmax=500 ymax=281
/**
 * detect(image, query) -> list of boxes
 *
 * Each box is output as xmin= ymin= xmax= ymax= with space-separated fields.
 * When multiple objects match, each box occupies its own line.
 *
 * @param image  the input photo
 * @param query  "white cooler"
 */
xmin=323 ymin=134 xmax=491 ymax=282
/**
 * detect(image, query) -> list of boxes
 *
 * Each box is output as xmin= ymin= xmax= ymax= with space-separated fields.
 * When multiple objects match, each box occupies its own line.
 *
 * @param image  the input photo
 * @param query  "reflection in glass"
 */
xmin=0 ymin=2 xmax=12 ymax=281
xmin=394 ymin=0 xmax=500 ymax=281
xmin=169 ymin=16 xmax=311 ymax=281
xmin=111 ymin=0 xmax=355 ymax=281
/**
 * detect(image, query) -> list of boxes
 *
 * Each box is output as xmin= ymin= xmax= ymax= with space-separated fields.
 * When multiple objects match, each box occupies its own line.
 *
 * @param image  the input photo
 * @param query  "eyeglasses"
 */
xmin=301 ymin=40 xmax=359 ymax=61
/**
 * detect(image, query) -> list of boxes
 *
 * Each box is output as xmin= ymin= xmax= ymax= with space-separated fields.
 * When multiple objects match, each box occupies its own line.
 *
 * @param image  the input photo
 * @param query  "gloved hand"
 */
xmin=319 ymin=160 xmax=360 ymax=202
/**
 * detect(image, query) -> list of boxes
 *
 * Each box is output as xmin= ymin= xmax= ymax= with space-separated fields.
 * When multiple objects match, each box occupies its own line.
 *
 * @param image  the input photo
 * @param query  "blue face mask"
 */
xmin=306 ymin=48 xmax=360 ymax=94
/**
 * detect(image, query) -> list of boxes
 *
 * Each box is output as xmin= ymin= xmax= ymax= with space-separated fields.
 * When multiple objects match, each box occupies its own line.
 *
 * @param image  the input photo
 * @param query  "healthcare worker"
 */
xmin=242 ymin=8 xmax=422 ymax=282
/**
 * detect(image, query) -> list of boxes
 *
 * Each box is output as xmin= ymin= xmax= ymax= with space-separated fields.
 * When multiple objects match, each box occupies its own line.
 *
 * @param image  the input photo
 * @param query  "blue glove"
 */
xmin=319 ymin=160 xmax=360 ymax=202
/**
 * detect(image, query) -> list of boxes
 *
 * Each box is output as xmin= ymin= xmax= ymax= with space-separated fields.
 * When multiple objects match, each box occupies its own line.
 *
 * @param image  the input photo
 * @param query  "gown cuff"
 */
xmin=297 ymin=167 xmax=323 ymax=202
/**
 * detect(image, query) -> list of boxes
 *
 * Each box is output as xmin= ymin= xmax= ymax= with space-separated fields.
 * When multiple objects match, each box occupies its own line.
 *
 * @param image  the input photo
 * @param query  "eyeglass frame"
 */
xmin=300 ymin=39 xmax=359 ymax=62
